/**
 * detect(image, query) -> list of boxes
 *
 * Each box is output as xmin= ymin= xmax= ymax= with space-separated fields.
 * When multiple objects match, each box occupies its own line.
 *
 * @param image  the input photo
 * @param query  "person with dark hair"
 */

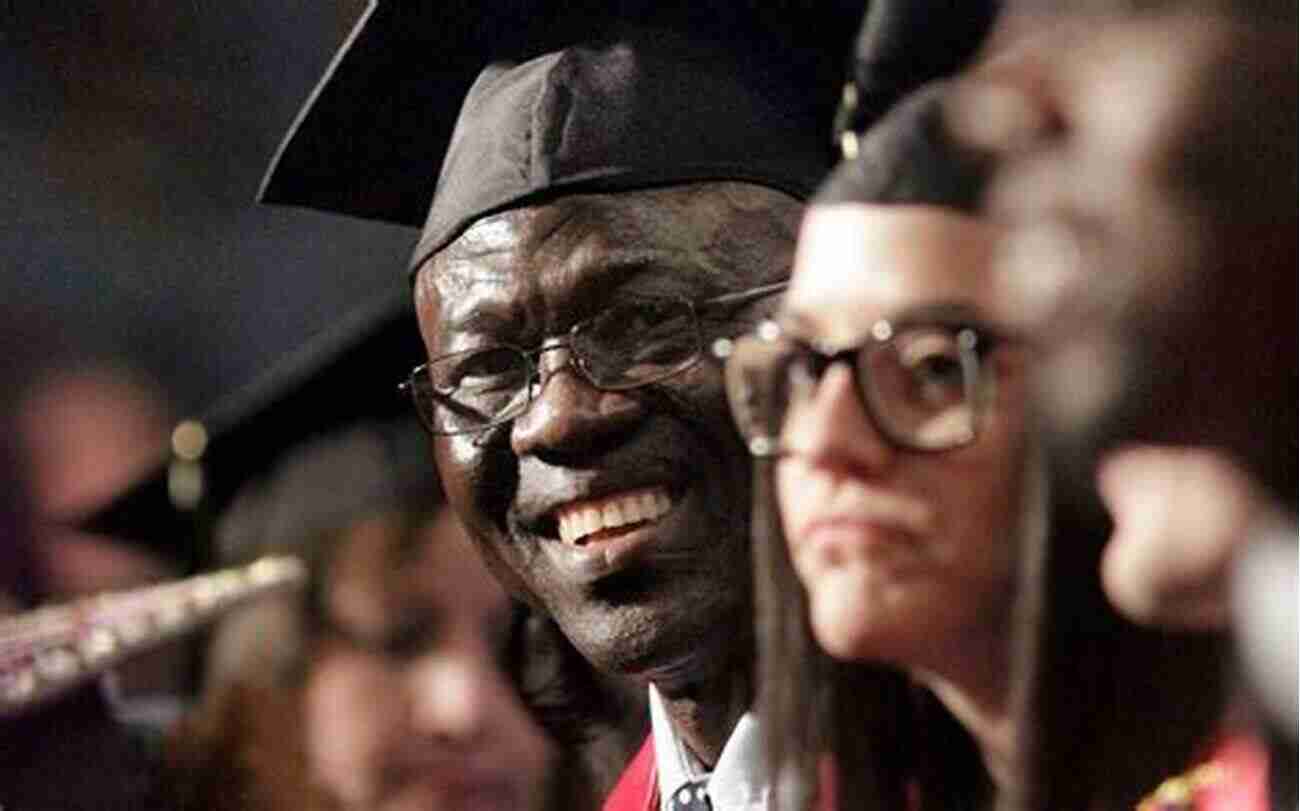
xmin=964 ymin=0 xmax=1296 ymax=649
xmin=168 ymin=420 xmax=558 ymax=811
xmin=951 ymin=6 xmax=1295 ymax=807
xmin=724 ymin=79 xmax=1233 ymax=810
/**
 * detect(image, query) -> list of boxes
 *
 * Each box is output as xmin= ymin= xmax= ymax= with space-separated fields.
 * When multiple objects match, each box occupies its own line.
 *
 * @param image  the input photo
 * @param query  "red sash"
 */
xmin=1138 ymin=731 xmax=1270 ymax=811
xmin=602 ymin=734 xmax=660 ymax=811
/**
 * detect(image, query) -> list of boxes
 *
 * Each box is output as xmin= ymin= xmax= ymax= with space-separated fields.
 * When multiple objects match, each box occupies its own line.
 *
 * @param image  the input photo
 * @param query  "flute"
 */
xmin=0 ymin=555 xmax=306 ymax=718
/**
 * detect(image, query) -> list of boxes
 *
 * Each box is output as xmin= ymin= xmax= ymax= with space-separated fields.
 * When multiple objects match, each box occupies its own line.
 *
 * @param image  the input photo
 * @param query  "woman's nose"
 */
xmin=405 ymin=652 xmax=495 ymax=747
xmin=781 ymin=363 xmax=895 ymax=474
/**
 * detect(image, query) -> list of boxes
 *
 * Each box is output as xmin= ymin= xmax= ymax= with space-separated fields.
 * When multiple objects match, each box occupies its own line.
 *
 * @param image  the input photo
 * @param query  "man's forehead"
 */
xmin=435 ymin=196 xmax=635 ymax=267
xmin=438 ymin=188 xmax=697 ymax=257
xmin=423 ymin=185 xmax=801 ymax=296
xmin=422 ymin=198 xmax=653 ymax=305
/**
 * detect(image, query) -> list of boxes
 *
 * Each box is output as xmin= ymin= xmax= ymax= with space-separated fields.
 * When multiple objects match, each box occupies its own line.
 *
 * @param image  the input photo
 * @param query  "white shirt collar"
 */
xmin=648 ymin=683 xmax=773 ymax=810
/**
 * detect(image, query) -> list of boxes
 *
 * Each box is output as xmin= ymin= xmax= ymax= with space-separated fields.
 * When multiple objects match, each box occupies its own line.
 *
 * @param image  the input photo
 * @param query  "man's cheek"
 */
xmin=432 ymin=458 xmax=475 ymax=524
xmin=436 ymin=436 xmax=516 ymax=521
xmin=436 ymin=432 xmax=482 ymax=471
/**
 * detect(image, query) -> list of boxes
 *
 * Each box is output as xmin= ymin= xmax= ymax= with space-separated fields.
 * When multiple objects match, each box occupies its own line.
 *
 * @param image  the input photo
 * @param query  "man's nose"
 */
xmin=510 ymin=345 xmax=643 ymax=459
xmin=782 ymin=363 xmax=895 ymax=474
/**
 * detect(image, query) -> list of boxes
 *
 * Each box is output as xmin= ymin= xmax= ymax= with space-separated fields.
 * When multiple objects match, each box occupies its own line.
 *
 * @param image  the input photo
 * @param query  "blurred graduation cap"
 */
xmin=83 ymin=281 xmax=425 ymax=568
xmin=88 ymin=0 xmax=999 ymax=564
xmin=833 ymin=0 xmax=1000 ymax=159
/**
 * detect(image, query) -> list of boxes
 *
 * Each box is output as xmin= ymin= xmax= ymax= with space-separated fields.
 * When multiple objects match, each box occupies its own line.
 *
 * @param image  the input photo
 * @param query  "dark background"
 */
xmin=1 ymin=1 xmax=417 ymax=416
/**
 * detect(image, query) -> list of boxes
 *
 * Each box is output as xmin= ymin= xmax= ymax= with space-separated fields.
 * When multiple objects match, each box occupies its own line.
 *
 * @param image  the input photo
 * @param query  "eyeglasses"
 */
xmin=401 ymin=282 xmax=788 ymax=435
xmin=720 ymin=317 xmax=1008 ymax=456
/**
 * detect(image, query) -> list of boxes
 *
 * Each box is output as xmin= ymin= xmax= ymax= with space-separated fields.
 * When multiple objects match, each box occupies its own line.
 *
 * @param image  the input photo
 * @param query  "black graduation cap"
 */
xmin=832 ymin=0 xmax=1000 ymax=158
xmin=817 ymin=79 xmax=997 ymax=210
xmin=258 ymin=0 xmax=868 ymax=231
xmin=83 ymin=282 xmax=426 ymax=569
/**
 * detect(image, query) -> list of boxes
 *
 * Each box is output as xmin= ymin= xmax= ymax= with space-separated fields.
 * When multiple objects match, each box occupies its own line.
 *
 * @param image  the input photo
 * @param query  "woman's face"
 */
xmin=776 ymin=204 xmax=1032 ymax=668
xmin=302 ymin=510 xmax=553 ymax=811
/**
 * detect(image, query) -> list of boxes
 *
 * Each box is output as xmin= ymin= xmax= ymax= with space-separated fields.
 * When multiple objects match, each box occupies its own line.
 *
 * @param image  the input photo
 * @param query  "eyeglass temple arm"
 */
xmin=696 ymin=281 xmax=789 ymax=317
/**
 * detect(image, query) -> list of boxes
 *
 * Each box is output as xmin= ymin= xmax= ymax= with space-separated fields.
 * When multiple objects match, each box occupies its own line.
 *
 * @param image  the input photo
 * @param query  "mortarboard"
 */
xmin=817 ymin=79 xmax=997 ymax=210
xmin=817 ymin=0 xmax=1002 ymax=209
xmin=82 ymin=282 xmax=426 ymax=569
xmin=258 ymin=0 xmax=868 ymax=232
xmin=831 ymin=0 xmax=1000 ymax=160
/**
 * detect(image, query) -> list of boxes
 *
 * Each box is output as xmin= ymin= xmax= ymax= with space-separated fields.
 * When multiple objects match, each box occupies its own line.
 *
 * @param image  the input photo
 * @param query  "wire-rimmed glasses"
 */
xmin=721 ymin=316 xmax=1009 ymax=457
xmin=401 ymin=282 xmax=788 ymax=435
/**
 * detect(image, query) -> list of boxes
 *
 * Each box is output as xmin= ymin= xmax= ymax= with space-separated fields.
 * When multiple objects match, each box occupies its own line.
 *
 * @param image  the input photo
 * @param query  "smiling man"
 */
xmin=400 ymin=30 xmax=827 ymax=811
xmin=256 ymin=4 xmax=995 ymax=808
xmin=417 ymin=185 xmax=797 ymax=808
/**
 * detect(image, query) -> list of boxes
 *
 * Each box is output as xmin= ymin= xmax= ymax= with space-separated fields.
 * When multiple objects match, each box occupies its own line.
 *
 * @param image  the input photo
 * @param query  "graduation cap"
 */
xmin=258 ymin=0 xmax=868 ymax=232
xmin=88 ymin=0 xmax=998 ymax=563
xmin=818 ymin=79 xmax=997 ymax=210
xmin=83 ymin=282 xmax=426 ymax=569
xmin=832 ymin=0 xmax=1000 ymax=161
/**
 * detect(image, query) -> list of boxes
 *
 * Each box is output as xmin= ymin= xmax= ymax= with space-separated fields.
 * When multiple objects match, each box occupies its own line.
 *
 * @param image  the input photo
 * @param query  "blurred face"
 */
xmin=302 ymin=510 xmax=552 ymax=811
xmin=18 ymin=368 xmax=172 ymax=521
xmin=775 ymin=205 xmax=1032 ymax=667
xmin=966 ymin=15 xmax=1296 ymax=492
xmin=414 ymin=183 xmax=800 ymax=682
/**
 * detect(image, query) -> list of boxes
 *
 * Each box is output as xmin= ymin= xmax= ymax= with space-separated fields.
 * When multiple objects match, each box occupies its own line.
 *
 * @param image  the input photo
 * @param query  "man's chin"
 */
xmin=557 ymin=597 xmax=748 ymax=686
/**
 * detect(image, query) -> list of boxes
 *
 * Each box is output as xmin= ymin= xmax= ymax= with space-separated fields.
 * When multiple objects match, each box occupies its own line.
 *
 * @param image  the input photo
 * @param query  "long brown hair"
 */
xmin=753 ymin=82 xmax=1229 ymax=811
xmin=1008 ymin=454 xmax=1228 ymax=811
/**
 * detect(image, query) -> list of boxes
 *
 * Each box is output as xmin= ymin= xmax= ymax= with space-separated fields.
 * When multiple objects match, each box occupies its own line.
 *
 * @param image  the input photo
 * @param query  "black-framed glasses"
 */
xmin=400 ymin=282 xmax=788 ymax=435
xmin=720 ymin=317 xmax=1008 ymax=456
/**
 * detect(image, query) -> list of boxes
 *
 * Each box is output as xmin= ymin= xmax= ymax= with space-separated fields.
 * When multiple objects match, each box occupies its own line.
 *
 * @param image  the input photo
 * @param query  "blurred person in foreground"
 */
xmin=954 ymin=5 xmax=1295 ymax=627
xmin=169 ymin=420 xmax=559 ymax=811
xmin=946 ymin=2 xmax=1295 ymax=781
xmin=728 ymin=81 xmax=1240 ymax=810
xmin=0 ymin=369 xmax=173 ymax=809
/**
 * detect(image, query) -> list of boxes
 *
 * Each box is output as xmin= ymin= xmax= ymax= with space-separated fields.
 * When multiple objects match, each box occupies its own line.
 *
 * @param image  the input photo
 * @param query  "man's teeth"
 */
xmin=556 ymin=487 xmax=673 ymax=545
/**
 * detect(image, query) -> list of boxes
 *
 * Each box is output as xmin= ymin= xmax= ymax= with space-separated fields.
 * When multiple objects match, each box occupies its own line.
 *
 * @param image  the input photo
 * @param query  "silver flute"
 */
xmin=0 ymin=555 xmax=306 ymax=718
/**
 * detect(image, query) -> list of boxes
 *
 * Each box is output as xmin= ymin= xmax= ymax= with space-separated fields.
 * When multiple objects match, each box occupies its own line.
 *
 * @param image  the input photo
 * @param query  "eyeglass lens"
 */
xmin=573 ymin=299 xmax=701 ymax=386
xmin=728 ymin=326 xmax=985 ymax=453
xmin=412 ymin=298 xmax=705 ymax=434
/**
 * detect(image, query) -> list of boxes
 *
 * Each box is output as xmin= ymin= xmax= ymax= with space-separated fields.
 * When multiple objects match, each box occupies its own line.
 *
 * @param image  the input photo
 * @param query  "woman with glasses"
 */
xmin=724 ymin=82 xmax=1230 ymax=810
